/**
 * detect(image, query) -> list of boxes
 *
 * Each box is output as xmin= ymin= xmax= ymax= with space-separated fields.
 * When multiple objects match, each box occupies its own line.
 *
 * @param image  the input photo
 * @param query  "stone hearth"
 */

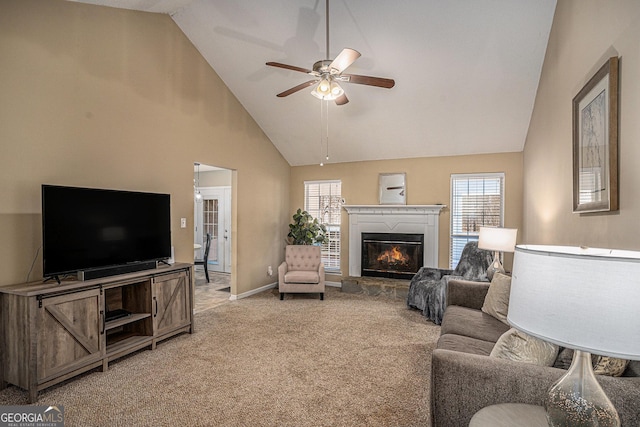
xmin=341 ymin=276 xmax=410 ymax=300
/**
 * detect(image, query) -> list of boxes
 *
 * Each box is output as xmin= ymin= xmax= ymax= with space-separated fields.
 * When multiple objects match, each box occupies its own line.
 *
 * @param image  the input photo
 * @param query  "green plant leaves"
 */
xmin=286 ymin=209 xmax=329 ymax=245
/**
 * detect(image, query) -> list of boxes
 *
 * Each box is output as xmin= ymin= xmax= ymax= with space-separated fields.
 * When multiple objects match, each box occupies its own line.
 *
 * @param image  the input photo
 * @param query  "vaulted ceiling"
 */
xmin=68 ymin=0 xmax=557 ymax=166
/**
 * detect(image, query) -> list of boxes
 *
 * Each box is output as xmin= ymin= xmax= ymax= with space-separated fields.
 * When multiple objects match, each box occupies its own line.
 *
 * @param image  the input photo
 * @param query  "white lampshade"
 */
xmin=508 ymin=245 xmax=640 ymax=360
xmin=478 ymin=227 xmax=518 ymax=252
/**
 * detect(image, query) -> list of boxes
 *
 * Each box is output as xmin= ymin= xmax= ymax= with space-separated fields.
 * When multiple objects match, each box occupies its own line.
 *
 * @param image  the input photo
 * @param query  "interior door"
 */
xmin=194 ymin=186 xmax=231 ymax=273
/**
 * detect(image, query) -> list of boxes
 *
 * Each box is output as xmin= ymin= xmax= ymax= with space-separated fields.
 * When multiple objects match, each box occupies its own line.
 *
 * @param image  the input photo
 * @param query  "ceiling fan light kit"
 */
xmin=310 ymin=77 xmax=344 ymax=101
xmin=266 ymin=0 xmax=395 ymax=106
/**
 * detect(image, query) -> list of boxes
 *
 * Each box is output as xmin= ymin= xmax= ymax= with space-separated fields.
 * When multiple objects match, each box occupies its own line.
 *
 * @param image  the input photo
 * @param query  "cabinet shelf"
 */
xmin=105 ymin=313 xmax=151 ymax=331
xmin=106 ymin=333 xmax=152 ymax=357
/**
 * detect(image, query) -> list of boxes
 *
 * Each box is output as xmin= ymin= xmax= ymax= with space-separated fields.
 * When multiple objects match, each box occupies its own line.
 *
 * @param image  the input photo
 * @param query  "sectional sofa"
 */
xmin=430 ymin=278 xmax=640 ymax=426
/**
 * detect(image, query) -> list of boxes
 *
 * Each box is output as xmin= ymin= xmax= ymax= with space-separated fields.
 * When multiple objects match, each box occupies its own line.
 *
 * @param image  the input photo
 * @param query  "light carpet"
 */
xmin=0 ymin=287 xmax=440 ymax=426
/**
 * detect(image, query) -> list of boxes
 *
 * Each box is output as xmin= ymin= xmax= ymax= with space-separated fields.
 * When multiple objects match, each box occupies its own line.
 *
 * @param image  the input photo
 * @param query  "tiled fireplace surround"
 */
xmin=342 ymin=205 xmax=445 ymax=278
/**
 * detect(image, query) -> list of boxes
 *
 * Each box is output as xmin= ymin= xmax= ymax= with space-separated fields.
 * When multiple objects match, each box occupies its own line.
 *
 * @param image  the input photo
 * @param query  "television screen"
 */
xmin=42 ymin=185 xmax=171 ymax=277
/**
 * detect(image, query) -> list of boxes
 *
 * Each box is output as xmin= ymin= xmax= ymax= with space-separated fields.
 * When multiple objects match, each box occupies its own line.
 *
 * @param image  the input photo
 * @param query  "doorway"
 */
xmin=195 ymin=186 xmax=231 ymax=273
xmin=193 ymin=162 xmax=233 ymax=312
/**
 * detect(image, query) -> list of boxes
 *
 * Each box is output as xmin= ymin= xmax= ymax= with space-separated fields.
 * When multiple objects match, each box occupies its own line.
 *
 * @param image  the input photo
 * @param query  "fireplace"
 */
xmin=343 ymin=205 xmax=444 ymax=277
xmin=361 ymin=233 xmax=424 ymax=280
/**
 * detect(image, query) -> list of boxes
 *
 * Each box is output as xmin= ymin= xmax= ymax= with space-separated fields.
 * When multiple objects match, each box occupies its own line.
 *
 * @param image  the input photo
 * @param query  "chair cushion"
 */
xmin=284 ymin=270 xmax=320 ymax=284
xmin=437 ymin=334 xmax=495 ymax=356
xmin=441 ymin=305 xmax=510 ymax=343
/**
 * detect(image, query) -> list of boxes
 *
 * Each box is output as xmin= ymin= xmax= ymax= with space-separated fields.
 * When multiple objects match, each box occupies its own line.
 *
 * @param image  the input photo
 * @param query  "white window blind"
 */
xmin=304 ymin=180 xmax=342 ymax=272
xmin=450 ymin=173 xmax=504 ymax=268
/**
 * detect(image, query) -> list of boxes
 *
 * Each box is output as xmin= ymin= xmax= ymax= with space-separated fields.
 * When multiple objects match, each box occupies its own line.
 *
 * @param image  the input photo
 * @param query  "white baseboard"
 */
xmin=229 ymin=281 xmax=277 ymax=300
xmin=229 ymin=280 xmax=342 ymax=300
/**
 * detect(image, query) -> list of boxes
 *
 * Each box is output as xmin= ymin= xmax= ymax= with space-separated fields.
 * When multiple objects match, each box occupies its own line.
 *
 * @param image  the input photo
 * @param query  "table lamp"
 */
xmin=508 ymin=245 xmax=640 ymax=427
xmin=478 ymin=227 xmax=518 ymax=280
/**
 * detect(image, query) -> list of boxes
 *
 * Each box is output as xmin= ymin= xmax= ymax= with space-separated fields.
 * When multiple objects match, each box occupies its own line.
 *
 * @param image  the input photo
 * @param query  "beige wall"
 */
xmin=197 ymin=169 xmax=233 ymax=187
xmin=0 ymin=0 xmax=290 ymax=294
xmin=523 ymin=0 xmax=640 ymax=248
xmin=291 ymin=153 xmax=523 ymax=277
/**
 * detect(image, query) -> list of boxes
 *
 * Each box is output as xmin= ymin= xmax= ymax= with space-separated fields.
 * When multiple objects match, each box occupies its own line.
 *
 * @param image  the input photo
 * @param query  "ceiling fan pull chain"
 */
xmin=319 ymin=100 xmax=330 ymax=166
xmin=320 ymin=100 xmax=325 ymax=166
xmin=325 ymin=101 xmax=330 ymax=161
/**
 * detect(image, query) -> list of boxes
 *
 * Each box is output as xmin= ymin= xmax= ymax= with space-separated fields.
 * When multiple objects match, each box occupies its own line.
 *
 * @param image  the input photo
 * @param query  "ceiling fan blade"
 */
xmin=329 ymin=48 xmax=361 ymax=73
xmin=342 ymin=74 xmax=395 ymax=89
xmin=266 ymin=62 xmax=313 ymax=74
xmin=276 ymin=80 xmax=318 ymax=97
xmin=335 ymin=93 xmax=349 ymax=106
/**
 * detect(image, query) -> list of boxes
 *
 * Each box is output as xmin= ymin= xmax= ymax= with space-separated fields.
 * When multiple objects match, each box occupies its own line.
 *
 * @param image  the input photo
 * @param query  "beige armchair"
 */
xmin=278 ymin=245 xmax=325 ymax=300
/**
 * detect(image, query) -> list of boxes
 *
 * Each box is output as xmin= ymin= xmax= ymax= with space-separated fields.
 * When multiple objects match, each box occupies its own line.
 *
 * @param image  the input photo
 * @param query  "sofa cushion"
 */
xmin=437 ymin=334 xmax=495 ymax=356
xmin=441 ymin=305 xmax=510 ymax=343
xmin=490 ymin=328 xmax=558 ymax=367
xmin=553 ymin=347 xmax=574 ymax=369
xmin=623 ymin=360 xmax=640 ymax=377
xmin=284 ymin=270 xmax=320 ymax=284
xmin=481 ymin=272 xmax=511 ymax=325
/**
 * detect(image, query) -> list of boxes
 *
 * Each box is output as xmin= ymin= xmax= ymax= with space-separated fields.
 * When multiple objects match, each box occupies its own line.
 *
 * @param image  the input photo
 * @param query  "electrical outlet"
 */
xmin=180 ymin=218 xmax=187 ymax=228
xmin=267 ymin=266 xmax=273 ymax=276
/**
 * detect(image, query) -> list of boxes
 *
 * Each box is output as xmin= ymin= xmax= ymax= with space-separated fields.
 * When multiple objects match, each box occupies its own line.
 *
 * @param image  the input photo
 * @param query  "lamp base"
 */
xmin=486 ymin=251 xmax=504 ymax=281
xmin=545 ymin=350 xmax=620 ymax=427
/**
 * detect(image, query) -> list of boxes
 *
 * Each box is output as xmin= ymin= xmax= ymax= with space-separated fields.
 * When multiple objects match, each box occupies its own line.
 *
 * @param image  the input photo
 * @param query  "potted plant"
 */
xmin=287 ymin=208 xmax=328 ymax=245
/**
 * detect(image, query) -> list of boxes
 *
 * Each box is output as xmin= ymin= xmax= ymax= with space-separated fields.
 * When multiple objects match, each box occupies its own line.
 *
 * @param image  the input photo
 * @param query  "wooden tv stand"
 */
xmin=0 ymin=262 xmax=193 ymax=403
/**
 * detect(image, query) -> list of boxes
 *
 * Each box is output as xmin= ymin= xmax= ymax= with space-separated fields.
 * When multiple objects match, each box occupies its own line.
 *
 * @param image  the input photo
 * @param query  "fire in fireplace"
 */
xmin=361 ymin=233 xmax=424 ymax=279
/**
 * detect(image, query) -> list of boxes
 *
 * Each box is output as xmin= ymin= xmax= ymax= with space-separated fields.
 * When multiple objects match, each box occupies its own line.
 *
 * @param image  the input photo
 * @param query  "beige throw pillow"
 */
xmin=481 ymin=272 xmax=511 ymax=325
xmin=490 ymin=328 xmax=559 ymax=366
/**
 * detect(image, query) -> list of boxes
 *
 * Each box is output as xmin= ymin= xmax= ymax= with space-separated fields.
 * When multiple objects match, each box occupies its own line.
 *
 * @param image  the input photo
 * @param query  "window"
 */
xmin=450 ymin=173 xmax=504 ymax=268
xmin=304 ymin=180 xmax=342 ymax=272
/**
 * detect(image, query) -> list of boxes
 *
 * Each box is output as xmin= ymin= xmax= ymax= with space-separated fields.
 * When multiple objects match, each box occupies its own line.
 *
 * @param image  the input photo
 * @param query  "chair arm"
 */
xmin=431 ymin=349 xmax=640 ymax=427
xmin=446 ymin=279 xmax=490 ymax=310
xmin=278 ymin=261 xmax=287 ymax=285
xmin=318 ymin=263 xmax=325 ymax=286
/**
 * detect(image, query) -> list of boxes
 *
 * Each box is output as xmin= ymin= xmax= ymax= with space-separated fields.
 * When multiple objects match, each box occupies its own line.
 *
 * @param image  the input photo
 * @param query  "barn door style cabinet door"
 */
xmin=152 ymin=270 xmax=192 ymax=346
xmin=37 ymin=288 xmax=104 ymax=401
xmin=0 ymin=263 xmax=193 ymax=403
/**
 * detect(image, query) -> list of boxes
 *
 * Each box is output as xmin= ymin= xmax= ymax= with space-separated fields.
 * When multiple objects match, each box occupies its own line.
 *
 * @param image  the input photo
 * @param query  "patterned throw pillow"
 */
xmin=481 ymin=272 xmax=511 ymax=325
xmin=490 ymin=328 xmax=559 ymax=366
xmin=592 ymin=355 xmax=629 ymax=377
xmin=553 ymin=349 xmax=629 ymax=376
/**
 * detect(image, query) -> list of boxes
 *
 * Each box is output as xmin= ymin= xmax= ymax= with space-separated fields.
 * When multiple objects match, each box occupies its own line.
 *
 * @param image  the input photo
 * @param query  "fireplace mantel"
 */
xmin=343 ymin=205 xmax=446 ymax=277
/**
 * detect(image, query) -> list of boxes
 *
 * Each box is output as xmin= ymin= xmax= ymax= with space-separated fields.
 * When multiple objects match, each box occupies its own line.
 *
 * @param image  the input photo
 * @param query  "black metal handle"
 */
xmin=153 ymin=297 xmax=158 ymax=317
xmin=100 ymin=310 xmax=105 ymax=335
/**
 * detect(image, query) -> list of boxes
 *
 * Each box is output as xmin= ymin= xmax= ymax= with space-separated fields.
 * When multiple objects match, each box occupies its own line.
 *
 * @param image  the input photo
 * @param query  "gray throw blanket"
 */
xmin=406 ymin=241 xmax=492 ymax=324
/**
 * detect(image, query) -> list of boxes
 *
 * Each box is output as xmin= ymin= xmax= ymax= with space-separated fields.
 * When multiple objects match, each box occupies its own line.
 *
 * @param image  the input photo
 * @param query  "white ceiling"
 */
xmin=68 ymin=0 xmax=557 ymax=166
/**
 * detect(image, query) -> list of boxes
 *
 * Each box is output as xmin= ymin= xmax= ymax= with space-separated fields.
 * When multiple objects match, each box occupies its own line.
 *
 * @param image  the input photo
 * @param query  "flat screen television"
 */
xmin=42 ymin=184 xmax=171 ymax=280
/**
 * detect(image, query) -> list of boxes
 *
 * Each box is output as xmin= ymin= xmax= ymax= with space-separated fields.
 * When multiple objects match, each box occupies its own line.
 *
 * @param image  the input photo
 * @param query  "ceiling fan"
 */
xmin=266 ymin=0 xmax=395 ymax=106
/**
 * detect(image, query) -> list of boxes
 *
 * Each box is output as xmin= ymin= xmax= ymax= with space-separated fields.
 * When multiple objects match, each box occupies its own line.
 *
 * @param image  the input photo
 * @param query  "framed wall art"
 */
xmin=572 ymin=56 xmax=619 ymax=213
xmin=379 ymin=173 xmax=406 ymax=205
